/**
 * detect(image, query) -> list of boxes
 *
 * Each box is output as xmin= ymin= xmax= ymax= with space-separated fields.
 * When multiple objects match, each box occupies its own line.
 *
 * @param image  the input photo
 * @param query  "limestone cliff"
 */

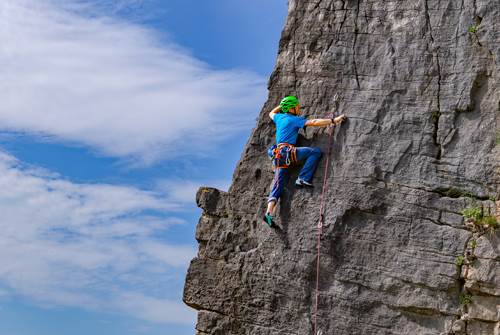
xmin=183 ymin=0 xmax=500 ymax=334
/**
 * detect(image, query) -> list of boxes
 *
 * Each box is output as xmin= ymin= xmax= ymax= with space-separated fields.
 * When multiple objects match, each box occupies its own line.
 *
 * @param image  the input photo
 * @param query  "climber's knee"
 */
xmin=312 ymin=147 xmax=322 ymax=156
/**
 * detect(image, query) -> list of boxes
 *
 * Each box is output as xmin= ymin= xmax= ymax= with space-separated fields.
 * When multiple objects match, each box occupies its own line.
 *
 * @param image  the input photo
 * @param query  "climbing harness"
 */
xmin=269 ymin=142 xmax=297 ymax=170
xmin=313 ymin=94 xmax=342 ymax=335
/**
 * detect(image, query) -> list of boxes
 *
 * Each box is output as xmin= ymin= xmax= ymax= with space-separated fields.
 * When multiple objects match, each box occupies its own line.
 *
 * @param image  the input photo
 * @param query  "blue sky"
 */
xmin=0 ymin=1 xmax=286 ymax=334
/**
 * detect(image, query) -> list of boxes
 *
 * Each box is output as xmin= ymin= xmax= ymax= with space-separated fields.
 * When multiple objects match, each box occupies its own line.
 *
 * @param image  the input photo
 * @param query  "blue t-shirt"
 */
xmin=273 ymin=113 xmax=307 ymax=145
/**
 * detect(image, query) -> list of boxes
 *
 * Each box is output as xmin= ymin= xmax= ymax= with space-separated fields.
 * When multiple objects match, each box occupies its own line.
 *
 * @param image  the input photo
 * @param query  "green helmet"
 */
xmin=280 ymin=96 xmax=299 ymax=113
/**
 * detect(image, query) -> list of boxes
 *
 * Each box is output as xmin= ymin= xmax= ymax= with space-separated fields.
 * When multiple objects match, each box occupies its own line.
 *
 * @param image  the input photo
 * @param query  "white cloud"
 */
xmin=158 ymin=179 xmax=231 ymax=204
xmin=0 ymin=0 xmax=266 ymax=163
xmin=118 ymin=292 xmax=195 ymax=324
xmin=0 ymin=151 xmax=196 ymax=324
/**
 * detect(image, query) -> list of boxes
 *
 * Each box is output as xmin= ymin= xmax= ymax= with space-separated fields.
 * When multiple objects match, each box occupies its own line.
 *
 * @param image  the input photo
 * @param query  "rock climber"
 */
xmin=263 ymin=95 xmax=346 ymax=227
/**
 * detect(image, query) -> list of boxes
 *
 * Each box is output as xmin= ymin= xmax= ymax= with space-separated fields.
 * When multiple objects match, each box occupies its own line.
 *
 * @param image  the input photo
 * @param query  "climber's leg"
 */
xmin=295 ymin=147 xmax=322 ymax=185
xmin=266 ymin=200 xmax=276 ymax=214
xmin=264 ymin=167 xmax=288 ymax=227
xmin=268 ymin=167 xmax=288 ymax=203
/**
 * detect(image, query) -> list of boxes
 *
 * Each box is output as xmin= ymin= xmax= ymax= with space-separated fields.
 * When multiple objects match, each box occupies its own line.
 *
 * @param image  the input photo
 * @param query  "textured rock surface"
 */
xmin=184 ymin=0 xmax=500 ymax=334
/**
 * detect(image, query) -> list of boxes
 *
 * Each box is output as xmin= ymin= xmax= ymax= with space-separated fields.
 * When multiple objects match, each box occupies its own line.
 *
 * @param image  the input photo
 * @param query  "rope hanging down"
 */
xmin=313 ymin=94 xmax=341 ymax=335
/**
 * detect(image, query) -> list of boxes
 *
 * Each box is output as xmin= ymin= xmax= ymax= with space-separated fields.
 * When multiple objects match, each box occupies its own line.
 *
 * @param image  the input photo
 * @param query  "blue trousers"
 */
xmin=268 ymin=146 xmax=322 ymax=203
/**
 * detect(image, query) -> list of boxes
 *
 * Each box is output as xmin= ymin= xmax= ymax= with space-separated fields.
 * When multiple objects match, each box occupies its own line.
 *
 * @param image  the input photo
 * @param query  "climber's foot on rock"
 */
xmin=295 ymin=178 xmax=314 ymax=188
xmin=263 ymin=213 xmax=275 ymax=228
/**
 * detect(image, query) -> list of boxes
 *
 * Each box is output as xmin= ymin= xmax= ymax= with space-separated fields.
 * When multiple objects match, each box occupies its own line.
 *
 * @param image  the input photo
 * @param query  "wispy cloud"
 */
xmin=157 ymin=179 xmax=231 ymax=204
xmin=0 ymin=0 xmax=266 ymax=163
xmin=0 ymin=151 xmax=196 ymax=324
xmin=118 ymin=292 xmax=195 ymax=324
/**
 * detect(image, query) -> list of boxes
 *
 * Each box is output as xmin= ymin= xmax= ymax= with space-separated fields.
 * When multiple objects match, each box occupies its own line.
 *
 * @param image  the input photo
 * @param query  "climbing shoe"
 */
xmin=295 ymin=178 xmax=314 ymax=188
xmin=263 ymin=213 xmax=275 ymax=228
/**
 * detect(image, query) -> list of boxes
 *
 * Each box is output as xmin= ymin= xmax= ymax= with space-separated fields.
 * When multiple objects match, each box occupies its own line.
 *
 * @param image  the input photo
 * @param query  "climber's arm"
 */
xmin=305 ymin=114 xmax=346 ymax=127
xmin=269 ymin=106 xmax=281 ymax=120
xmin=305 ymin=119 xmax=333 ymax=127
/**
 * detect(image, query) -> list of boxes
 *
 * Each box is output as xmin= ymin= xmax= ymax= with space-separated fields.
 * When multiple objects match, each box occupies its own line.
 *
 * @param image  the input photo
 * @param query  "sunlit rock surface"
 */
xmin=184 ymin=0 xmax=499 ymax=334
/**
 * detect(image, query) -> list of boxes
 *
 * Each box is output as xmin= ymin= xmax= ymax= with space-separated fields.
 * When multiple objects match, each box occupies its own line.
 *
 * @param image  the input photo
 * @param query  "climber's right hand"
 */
xmin=332 ymin=114 xmax=346 ymax=125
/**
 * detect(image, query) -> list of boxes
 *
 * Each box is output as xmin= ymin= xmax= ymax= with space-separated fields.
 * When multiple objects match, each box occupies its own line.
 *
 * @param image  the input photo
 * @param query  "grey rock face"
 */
xmin=184 ymin=0 xmax=500 ymax=334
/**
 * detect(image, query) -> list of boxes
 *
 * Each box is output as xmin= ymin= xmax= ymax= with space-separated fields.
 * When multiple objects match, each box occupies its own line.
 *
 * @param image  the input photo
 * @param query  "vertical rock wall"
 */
xmin=184 ymin=0 xmax=499 ymax=334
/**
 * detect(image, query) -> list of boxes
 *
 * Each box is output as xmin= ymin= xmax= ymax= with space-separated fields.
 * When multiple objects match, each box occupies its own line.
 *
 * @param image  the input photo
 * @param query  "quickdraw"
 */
xmin=270 ymin=142 xmax=297 ymax=169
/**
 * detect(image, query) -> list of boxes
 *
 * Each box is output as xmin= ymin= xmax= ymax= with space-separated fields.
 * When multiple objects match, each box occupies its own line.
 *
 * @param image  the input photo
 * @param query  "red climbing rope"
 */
xmin=314 ymin=98 xmax=341 ymax=335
